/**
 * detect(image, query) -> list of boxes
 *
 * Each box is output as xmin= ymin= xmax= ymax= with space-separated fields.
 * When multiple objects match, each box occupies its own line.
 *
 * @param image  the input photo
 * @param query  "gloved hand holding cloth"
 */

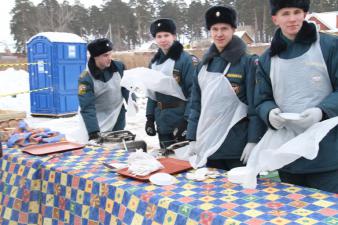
xmin=269 ymin=108 xmax=286 ymax=130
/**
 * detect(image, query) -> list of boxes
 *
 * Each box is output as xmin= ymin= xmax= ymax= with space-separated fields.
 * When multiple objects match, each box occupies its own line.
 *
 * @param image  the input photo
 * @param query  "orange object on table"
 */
xmin=22 ymin=141 xmax=84 ymax=156
xmin=116 ymin=157 xmax=192 ymax=181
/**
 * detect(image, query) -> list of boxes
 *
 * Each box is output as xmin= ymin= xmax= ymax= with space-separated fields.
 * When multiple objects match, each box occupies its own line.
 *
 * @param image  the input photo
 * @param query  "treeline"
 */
xmin=11 ymin=0 xmax=338 ymax=53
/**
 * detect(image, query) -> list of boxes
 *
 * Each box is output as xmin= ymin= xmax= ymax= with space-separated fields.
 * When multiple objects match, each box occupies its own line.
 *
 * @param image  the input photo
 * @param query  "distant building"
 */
xmin=135 ymin=41 xmax=158 ymax=51
xmin=307 ymin=11 xmax=338 ymax=35
xmin=234 ymin=31 xmax=254 ymax=45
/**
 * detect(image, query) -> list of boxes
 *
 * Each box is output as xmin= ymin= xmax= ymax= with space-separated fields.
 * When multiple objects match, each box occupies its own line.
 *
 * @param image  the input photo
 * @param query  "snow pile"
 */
xmin=0 ymin=68 xmax=159 ymax=150
xmin=0 ymin=68 xmax=30 ymax=111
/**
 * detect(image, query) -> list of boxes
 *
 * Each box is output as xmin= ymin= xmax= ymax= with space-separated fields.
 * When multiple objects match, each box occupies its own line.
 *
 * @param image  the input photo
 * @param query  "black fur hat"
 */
xmin=87 ymin=38 xmax=113 ymax=57
xmin=150 ymin=18 xmax=176 ymax=37
xmin=205 ymin=5 xmax=237 ymax=30
xmin=270 ymin=0 xmax=310 ymax=15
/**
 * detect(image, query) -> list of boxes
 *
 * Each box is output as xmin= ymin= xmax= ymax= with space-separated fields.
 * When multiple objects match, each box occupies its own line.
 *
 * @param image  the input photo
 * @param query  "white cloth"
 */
xmin=187 ymin=64 xmax=248 ymax=168
xmin=92 ymin=72 xmax=124 ymax=132
xmin=228 ymin=31 xmax=338 ymax=189
xmin=125 ymin=92 xmax=138 ymax=117
xmin=174 ymin=141 xmax=195 ymax=160
xmin=120 ymin=62 xmax=186 ymax=101
xmin=127 ymin=150 xmax=164 ymax=176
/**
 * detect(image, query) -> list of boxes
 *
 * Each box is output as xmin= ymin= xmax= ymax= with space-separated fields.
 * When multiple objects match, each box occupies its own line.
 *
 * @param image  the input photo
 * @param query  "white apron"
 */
xmin=228 ymin=32 xmax=338 ymax=189
xmin=189 ymin=64 xmax=248 ymax=168
xmin=120 ymin=59 xmax=186 ymax=101
xmin=92 ymin=72 xmax=124 ymax=132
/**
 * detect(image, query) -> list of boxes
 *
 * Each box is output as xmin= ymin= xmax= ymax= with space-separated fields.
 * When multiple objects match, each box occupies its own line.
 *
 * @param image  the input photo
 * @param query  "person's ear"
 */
xmin=272 ymin=16 xmax=279 ymax=26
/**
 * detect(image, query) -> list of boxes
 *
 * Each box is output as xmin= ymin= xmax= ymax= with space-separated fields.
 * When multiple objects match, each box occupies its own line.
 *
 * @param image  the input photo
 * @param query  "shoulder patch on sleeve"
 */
xmin=78 ymin=83 xmax=87 ymax=95
xmin=190 ymin=54 xmax=200 ymax=66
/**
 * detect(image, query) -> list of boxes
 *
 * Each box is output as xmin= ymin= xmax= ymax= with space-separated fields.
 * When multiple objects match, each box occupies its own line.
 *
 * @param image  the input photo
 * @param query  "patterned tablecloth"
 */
xmin=1 ymin=146 xmax=338 ymax=225
xmin=39 ymin=148 xmax=338 ymax=225
xmin=0 ymin=146 xmax=94 ymax=225
xmin=0 ymin=147 xmax=48 ymax=225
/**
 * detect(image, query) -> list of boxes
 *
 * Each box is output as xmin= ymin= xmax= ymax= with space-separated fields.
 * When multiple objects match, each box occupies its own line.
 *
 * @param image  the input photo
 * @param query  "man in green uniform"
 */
xmin=145 ymin=18 xmax=195 ymax=149
xmin=255 ymin=0 xmax=338 ymax=193
xmin=78 ymin=38 xmax=129 ymax=145
xmin=186 ymin=5 xmax=266 ymax=169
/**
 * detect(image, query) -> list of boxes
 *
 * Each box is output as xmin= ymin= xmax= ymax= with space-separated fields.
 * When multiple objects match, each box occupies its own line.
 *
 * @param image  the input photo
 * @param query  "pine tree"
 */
xmin=129 ymin=0 xmax=154 ymax=44
xmin=101 ymin=0 xmax=138 ymax=50
xmin=68 ymin=4 xmax=89 ymax=36
xmin=10 ymin=0 xmax=37 ymax=53
xmin=186 ymin=0 xmax=205 ymax=42
xmin=87 ymin=6 xmax=105 ymax=38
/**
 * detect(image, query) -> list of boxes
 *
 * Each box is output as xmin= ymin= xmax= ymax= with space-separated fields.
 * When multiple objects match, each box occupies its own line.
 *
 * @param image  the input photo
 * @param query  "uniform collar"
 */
xmin=151 ymin=41 xmax=183 ymax=63
xmin=270 ymin=21 xmax=317 ymax=57
xmin=202 ymin=35 xmax=247 ymax=65
xmin=88 ymin=57 xmax=118 ymax=80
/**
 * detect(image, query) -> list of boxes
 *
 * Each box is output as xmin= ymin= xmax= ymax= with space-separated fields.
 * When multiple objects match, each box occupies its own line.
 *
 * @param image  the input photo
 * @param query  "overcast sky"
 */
xmin=0 ymin=0 xmax=104 ymax=50
xmin=0 ymin=0 xmax=193 ymax=51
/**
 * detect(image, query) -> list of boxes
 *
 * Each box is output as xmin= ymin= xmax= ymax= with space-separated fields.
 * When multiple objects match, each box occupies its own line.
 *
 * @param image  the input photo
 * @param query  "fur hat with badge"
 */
xmin=87 ymin=38 xmax=113 ymax=57
xmin=269 ymin=0 xmax=310 ymax=15
xmin=205 ymin=5 xmax=237 ymax=30
xmin=150 ymin=18 xmax=176 ymax=37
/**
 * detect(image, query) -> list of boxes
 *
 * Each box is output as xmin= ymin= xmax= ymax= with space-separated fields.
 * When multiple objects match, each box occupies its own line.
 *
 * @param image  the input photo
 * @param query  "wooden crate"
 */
xmin=0 ymin=109 xmax=26 ymax=122
xmin=0 ymin=109 xmax=26 ymax=142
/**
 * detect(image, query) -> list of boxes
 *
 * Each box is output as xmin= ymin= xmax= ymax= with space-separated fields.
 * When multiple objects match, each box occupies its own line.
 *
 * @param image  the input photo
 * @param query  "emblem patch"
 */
xmin=191 ymin=54 xmax=200 ymax=66
xmin=78 ymin=84 xmax=87 ymax=95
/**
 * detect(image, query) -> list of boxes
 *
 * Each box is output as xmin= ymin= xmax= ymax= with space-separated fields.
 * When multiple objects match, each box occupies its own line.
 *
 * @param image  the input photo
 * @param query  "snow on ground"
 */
xmin=0 ymin=68 xmax=159 ymax=150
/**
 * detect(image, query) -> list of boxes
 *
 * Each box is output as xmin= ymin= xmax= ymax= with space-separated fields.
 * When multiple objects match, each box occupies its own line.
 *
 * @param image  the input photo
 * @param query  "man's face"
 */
xmin=272 ymin=8 xmax=307 ymax=40
xmin=94 ymin=51 xmax=113 ymax=70
xmin=210 ymin=23 xmax=235 ymax=52
xmin=155 ymin=32 xmax=176 ymax=53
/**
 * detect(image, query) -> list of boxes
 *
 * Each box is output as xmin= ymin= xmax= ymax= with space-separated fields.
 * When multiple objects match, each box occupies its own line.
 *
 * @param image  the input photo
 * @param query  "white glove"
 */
xmin=269 ymin=108 xmax=286 ymax=130
xmin=240 ymin=143 xmax=256 ymax=164
xmin=297 ymin=107 xmax=323 ymax=129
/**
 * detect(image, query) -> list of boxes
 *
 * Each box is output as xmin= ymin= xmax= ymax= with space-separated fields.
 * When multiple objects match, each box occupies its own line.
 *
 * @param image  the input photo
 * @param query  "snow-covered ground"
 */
xmin=0 ymin=68 xmax=159 ymax=150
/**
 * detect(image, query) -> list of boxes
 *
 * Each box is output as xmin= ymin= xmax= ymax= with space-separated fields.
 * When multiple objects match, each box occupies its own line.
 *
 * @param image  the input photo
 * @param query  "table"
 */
xmin=0 ymin=147 xmax=47 ymax=224
xmin=1 ymin=146 xmax=338 ymax=225
xmin=39 ymin=148 xmax=338 ymax=225
xmin=0 ymin=147 xmax=95 ymax=225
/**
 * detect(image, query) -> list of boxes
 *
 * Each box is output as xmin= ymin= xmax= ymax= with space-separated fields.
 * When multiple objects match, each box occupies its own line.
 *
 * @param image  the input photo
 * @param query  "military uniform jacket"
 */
xmin=255 ymin=21 xmax=338 ymax=173
xmin=146 ymin=41 xmax=195 ymax=134
xmin=78 ymin=58 xmax=129 ymax=134
xmin=187 ymin=36 xmax=266 ymax=159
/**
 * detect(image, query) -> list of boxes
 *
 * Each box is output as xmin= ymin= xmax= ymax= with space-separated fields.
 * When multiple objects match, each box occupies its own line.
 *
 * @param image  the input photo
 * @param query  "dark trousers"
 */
xmin=279 ymin=169 xmax=338 ymax=194
xmin=206 ymin=158 xmax=244 ymax=171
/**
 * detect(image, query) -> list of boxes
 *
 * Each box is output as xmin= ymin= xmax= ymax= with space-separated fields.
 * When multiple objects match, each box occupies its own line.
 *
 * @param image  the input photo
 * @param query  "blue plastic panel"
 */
xmin=27 ymin=35 xmax=87 ymax=115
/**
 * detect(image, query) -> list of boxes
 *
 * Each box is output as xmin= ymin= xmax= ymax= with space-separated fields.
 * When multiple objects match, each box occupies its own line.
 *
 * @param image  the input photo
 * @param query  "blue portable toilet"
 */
xmin=27 ymin=32 xmax=87 ymax=116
